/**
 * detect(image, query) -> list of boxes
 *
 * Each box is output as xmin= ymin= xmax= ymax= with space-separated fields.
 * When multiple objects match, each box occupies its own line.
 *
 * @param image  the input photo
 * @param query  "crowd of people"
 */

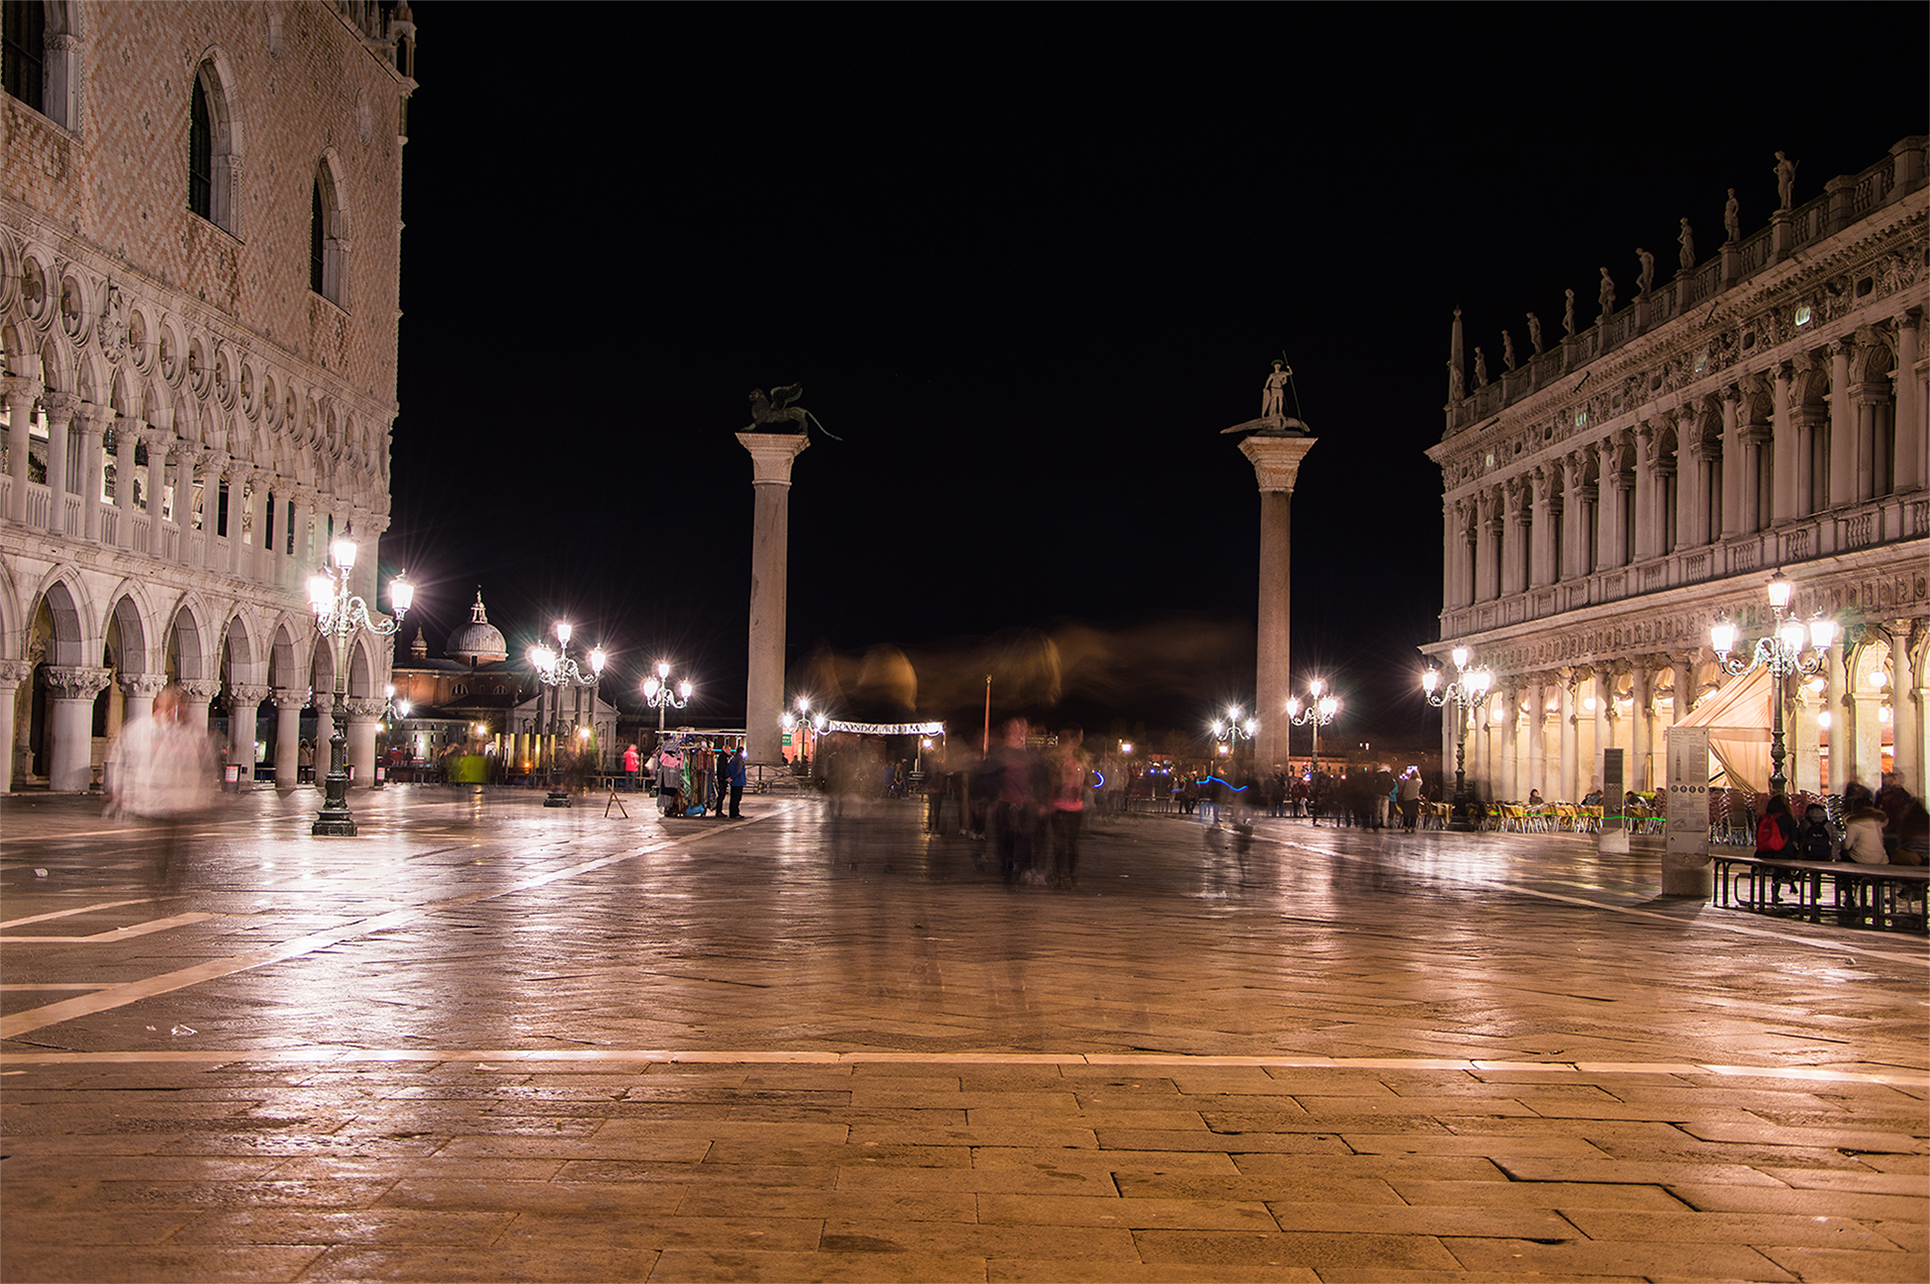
xmin=1754 ymin=772 xmax=1928 ymax=865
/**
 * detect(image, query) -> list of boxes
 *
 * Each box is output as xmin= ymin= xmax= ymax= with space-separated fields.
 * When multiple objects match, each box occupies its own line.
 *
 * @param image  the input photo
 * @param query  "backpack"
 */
xmin=1755 ymin=814 xmax=1787 ymax=853
xmin=1802 ymin=823 xmax=1834 ymax=862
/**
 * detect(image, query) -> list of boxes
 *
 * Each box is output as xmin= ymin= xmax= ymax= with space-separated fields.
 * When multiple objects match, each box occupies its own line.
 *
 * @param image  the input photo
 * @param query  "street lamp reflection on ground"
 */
xmin=1420 ymin=646 xmax=1492 ymax=831
xmin=528 ymin=621 xmax=604 ymax=809
xmin=1285 ymin=678 xmax=1340 ymax=784
xmin=1711 ymin=570 xmax=1835 ymax=796
xmin=305 ymin=537 xmax=411 ymax=836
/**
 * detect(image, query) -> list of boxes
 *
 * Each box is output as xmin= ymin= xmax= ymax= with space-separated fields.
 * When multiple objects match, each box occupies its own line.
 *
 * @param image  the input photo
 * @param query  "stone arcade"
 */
xmin=1430 ymin=138 xmax=1929 ymax=809
xmin=0 ymin=1 xmax=417 ymax=792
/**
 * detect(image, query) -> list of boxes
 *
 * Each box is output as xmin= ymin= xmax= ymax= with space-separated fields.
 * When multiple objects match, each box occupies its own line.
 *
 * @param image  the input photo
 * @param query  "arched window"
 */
xmin=310 ymin=159 xmax=347 ymax=308
xmin=2 ymin=0 xmax=44 ymax=115
xmin=187 ymin=58 xmax=241 ymax=235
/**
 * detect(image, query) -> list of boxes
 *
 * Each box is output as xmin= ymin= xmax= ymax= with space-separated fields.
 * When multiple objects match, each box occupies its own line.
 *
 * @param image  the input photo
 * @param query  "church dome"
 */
xmin=447 ymin=589 xmax=508 ymax=665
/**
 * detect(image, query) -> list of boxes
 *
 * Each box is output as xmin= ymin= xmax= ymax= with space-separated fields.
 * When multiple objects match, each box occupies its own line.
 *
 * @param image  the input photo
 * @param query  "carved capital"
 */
xmin=41 ymin=665 xmax=114 ymax=699
xmin=345 ymin=697 xmax=387 ymax=721
xmin=41 ymin=390 xmax=82 ymax=424
xmin=1237 ymin=434 xmax=1319 ymax=494
xmin=228 ymin=684 xmax=270 ymax=707
xmin=118 ymin=673 xmax=169 ymax=699
xmin=0 ymin=658 xmax=33 ymax=685
xmin=272 ymin=687 xmax=311 ymax=710
xmin=176 ymin=679 xmax=221 ymax=702
xmin=736 ymin=430 xmax=811 ymax=486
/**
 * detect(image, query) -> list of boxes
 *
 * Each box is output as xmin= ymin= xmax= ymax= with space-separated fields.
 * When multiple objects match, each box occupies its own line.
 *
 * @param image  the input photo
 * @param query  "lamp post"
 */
xmin=1420 ymin=646 xmax=1493 ymax=831
xmin=641 ymin=661 xmax=692 ymax=796
xmin=1209 ymin=705 xmax=1257 ymax=764
xmin=781 ymin=695 xmax=828 ymax=769
xmin=1285 ymin=678 xmax=1340 ymax=782
xmin=528 ymin=621 xmax=605 ymax=809
xmin=1710 ymin=570 xmax=1835 ymax=796
xmin=305 ymin=537 xmax=412 ymax=836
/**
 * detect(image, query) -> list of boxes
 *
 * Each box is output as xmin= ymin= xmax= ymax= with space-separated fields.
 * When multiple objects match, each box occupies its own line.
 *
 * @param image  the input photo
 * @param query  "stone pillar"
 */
xmin=3 ymin=378 xmax=36 ymax=523
xmin=1828 ymin=645 xmax=1862 ymax=793
xmin=42 ymin=665 xmax=112 ymax=792
xmin=1791 ymin=675 xmax=1823 ymax=794
xmin=1827 ymin=342 xmax=1855 ymax=509
xmin=1558 ymin=670 xmax=1580 ymax=802
xmin=294 ymin=490 xmax=316 ymax=574
xmin=1893 ymin=623 xmax=1926 ymax=795
xmin=176 ymin=679 xmax=219 ymax=736
xmin=117 ymin=673 xmax=167 ymax=730
xmin=228 ymin=683 xmax=268 ymax=781
xmin=77 ymin=402 xmax=106 ymax=541
xmin=1592 ymin=665 xmax=1614 ymax=796
xmin=144 ymin=431 xmax=169 ymax=557
xmin=1630 ymin=657 xmax=1652 ymax=792
xmin=1894 ymin=309 xmax=1924 ymax=494
xmin=346 ymin=697 xmax=383 ymax=786
xmin=736 ymin=430 xmax=812 ymax=766
xmin=272 ymin=688 xmax=306 ymax=788
xmin=1233 ymin=427 xmax=1319 ymax=774
xmin=1595 ymin=440 xmax=1620 ymax=568
xmin=111 ymin=418 xmax=135 ymax=548
xmin=1770 ymin=364 xmax=1798 ymax=523
xmin=40 ymin=391 xmax=76 ymax=535
xmin=0 ymin=660 xmax=29 ymax=793
xmin=1527 ymin=675 xmax=1548 ymax=797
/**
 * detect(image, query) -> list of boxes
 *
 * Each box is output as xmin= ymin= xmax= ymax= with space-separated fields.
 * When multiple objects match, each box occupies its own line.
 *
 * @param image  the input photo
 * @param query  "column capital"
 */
xmin=735 ymin=430 xmax=811 ymax=486
xmin=345 ymin=697 xmax=387 ymax=721
xmin=118 ymin=673 xmax=169 ymax=699
xmin=176 ymin=679 xmax=221 ymax=702
xmin=41 ymin=390 xmax=81 ymax=424
xmin=1235 ymin=433 xmax=1319 ymax=494
xmin=1 ymin=375 xmax=40 ymax=409
xmin=0 ymin=658 xmax=33 ymax=685
xmin=272 ymin=687 xmax=311 ymax=710
xmin=41 ymin=665 xmax=114 ymax=699
xmin=229 ymin=683 xmax=270 ymax=706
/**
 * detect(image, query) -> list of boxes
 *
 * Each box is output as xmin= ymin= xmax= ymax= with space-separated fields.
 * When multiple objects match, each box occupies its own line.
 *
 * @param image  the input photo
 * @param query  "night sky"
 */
xmin=380 ymin=5 xmax=1928 ymax=747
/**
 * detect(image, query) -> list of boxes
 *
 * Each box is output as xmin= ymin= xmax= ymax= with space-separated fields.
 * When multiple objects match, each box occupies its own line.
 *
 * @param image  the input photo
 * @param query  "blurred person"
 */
xmin=657 ymin=741 xmax=685 ymax=816
xmin=105 ymin=683 xmax=218 ymax=890
xmin=623 ymin=743 xmax=640 ymax=792
xmin=1841 ymin=774 xmax=1875 ymax=815
xmin=1047 ymin=726 xmax=1090 ymax=889
xmin=719 ymin=744 xmax=746 ymax=819
xmin=990 ymin=717 xmax=1041 ymax=885
xmin=921 ymin=754 xmax=949 ymax=834
xmin=1398 ymin=770 xmax=1422 ymax=832
xmin=1843 ymin=803 xmax=1889 ymax=864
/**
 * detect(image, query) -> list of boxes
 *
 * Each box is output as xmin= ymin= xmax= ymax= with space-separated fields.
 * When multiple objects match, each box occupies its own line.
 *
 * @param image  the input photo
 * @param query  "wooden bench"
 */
xmin=1710 ymin=853 xmax=1928 ymax=934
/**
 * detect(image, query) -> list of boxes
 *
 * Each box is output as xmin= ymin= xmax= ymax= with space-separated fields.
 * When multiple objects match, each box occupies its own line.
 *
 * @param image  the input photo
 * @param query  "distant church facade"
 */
xmin=0 ymin=1 xmax=418 ymax=790
xmin=1429 ymin=137 xmax=1928 ymax=803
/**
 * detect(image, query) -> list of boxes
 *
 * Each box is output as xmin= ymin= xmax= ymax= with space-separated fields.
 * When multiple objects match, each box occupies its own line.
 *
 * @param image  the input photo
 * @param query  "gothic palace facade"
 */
xmin=0 ymin=0 xmax=417 ymax=790
xmin=1430 ymin=137 xmax=1928 ymax=804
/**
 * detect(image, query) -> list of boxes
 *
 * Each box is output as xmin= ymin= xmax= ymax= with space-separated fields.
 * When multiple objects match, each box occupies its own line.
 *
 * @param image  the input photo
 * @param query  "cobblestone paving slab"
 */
xmin=3 ymin=789 xmax=1925 ymax=1281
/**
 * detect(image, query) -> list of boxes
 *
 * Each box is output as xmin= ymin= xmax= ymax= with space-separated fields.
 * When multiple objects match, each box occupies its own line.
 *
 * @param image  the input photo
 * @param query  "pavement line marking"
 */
xmin=0 ymin=1047 xmax=1921 ymax=1086
xmin=0 ymin=983 xmax=113 ymax=991
xmin=0 ymin=806 xmax=795 ymax=1040
xmin=1266 ymin=833 xmax=1930 ymax=967
xmin=0 ymin=912 xmax=217 ymax=943
xmin=0 ymin=898 xmax=166 ymax=928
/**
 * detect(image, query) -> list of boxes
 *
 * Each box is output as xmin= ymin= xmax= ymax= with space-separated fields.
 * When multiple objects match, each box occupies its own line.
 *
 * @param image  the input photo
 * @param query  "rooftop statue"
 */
xmin=1635 ymin=248 xmax=1655 ymax=297
xmin=1724 ymin=188 xmax=1741 ymax=242
xmin=1563 ymin=290 xmax=1577 ymax=337
xmin=1526 ymin=311 xmax=1544 ymax=355
xmin=1598 ymin=267 xmax=1616 ymax=318
xmin=1501 ymin=330 xmax=1516 ymax=372
xmin=1473 ymin=347 xmax=1488 ymax=388
xmin=1677 ymin=219 xmax=1695 ymax=270
xmin=1447 ymin=359 xmax=1464 ymax=402
xmin=1774 ymin=151 xmax=1799 ymax=210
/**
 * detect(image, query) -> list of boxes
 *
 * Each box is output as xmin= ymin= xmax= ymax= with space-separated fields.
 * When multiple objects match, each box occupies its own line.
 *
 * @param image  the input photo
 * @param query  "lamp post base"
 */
xmin=311 ymin=763 xmax=357 ymax=836
xmin=544 ymin=791 xmax=571 ymax=808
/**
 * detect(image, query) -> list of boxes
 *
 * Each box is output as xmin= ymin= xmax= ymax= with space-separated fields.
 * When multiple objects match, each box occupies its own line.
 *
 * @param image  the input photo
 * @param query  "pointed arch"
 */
xmin=29 ymin=567 xmax=94 ymax=666
xmin=102 ymin=578 xmax=158 ymax=676
xmin=310 ymin=149 xmax=350 ymax=308
xmin=189 ymin=47 xmax=244 ymax=235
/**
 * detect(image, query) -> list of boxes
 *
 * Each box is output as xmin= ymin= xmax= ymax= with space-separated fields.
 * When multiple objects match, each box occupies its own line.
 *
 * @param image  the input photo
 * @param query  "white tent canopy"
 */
xmin=1675 ymin=666 xmax=1775 ymax=793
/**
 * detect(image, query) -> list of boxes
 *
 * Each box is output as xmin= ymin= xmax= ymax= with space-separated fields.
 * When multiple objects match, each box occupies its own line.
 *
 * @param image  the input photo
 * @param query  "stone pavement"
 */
xmin=1 ymin=786 xmax=1924 ymax=1283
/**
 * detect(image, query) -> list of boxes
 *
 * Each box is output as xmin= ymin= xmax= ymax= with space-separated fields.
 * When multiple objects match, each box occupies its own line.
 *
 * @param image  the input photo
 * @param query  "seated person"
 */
xmin=1798 ymin=802 xmax=1842 ymax=862
xmin=1580 ymin=787 xmax=1603 ymax=806
xmin=1843 ymin=806 xmax=1888 ymax=864
xmin=1527 ymin=788 xmax=1544 ymax=806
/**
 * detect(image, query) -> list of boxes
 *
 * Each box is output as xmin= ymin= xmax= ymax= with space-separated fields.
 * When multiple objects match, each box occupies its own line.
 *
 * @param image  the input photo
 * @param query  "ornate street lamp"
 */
xmin=305 ymin=537 xmax=412 ymax=836
xmin=528 ymin=620 xmax=604 ymax=808
xmin=1420 ymin=645 xmax=1493 ymax=830
xmin=1710 ymin=570 xmax=1835 ymax=796
xmin=1285 ymin=678 xmax=1340 ymax=782
xmin=1210 ymin=704 xmax=1257 ymax=760
xmin=781 ymin=695 xmax=828 ymax=767
xmin=642 ymin=660 xmax=693 ymax=737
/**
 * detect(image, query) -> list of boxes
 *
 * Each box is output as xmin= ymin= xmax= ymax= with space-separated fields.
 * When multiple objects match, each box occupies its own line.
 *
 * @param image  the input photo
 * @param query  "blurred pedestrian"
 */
xmin=1047 ymin=726 xmax=1090 ymax=888
xmin=990 ymin=718 xmax=1041 ymax=885
xmin=105 ymin=683 xmax=218 ymax=891
xmin=623 ymin=743 xmax=640 ymax=791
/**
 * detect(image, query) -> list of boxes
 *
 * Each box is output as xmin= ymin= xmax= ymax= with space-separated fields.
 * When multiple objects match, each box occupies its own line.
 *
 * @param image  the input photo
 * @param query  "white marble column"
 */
xmin=111 ymin=418 xmax=136 ymax=548
xmin=143 ymin=430 xmax=170 ymax=557
xmin=1558 ymin=671 xmax=1580 ymax=802
xmin=272 ymin=688 xmax=306 ymax=788
xmin=1827 ymin=341 xmax=1854 ymax=509
xmin=1894 ymin=623 xmax=1926 ymax=795
xmin=3 ymin=378 xmax=36 ymax=523
xmin=1893 ymin=309 xmax=1924 ymax=494
xmin=1791 ymin=675 xmax=1823 ymax=794
xmin=1630 ymin=658 xmax=1652 ymax=792
xmin=1673 ymin=412 xmax=1698 ymax=552
xmin=737 ymin=430 xmax=812 ymax=767
xmin=228 ymin=683 xmax=267 ymax=782
xmin=42 ymin=392 xmax=76 ymax=535
xmin=347 ymin=697 xmax=383 ymax=786
xmin=1593 ymin=665 xmax=1615 ymax=796
xmin=177 ymin=679 xmax=218 ymax=737
xmin=77 ymin=402 xmax=106 ymax=542
xmin=1235 ymin=429 xmax=1319 ymax=773
xmin=43 ymin=665 xmax=112 ymax=792
xmin=1719 ymin=388 xmax=1743 ymax=540
xmin=0 ymin=660 xmax=29 ymax=793
xmin=1595 ymin=441 xmax=1621 ymax=569
xmin=1771 ymin=364 xmax=1799 ymax=523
